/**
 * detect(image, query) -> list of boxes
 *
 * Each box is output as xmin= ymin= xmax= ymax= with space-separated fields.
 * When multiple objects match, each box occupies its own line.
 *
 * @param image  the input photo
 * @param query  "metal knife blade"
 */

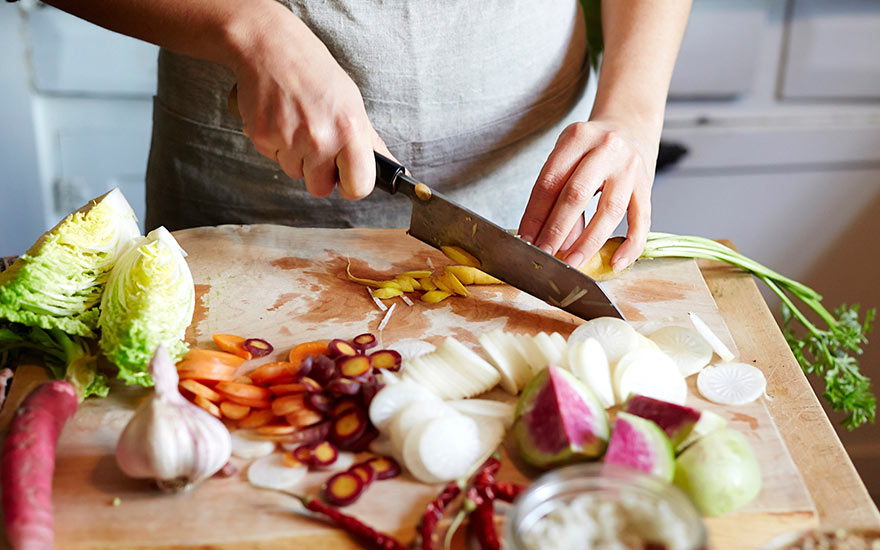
xmin=374 ymin=153 xmax=623 ymax=321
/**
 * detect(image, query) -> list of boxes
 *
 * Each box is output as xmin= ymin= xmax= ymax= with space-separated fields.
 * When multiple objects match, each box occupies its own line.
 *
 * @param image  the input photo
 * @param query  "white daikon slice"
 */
xmin=532 ymin=332 xmax=567 ymax=369
xmin=635 ymin=332 xmax=660 ymax=351
xmin=549 ymin=332 xmax=569 ymax=358
xmin=448 ymin=398 xmax=516 ymax=428
xmin=614 ymin=348 xmax=687 ymax=405
xmin=568 ymin=317 xmax=640 ymax=363
xmin=479 ymin=329 xmax=520 ymax=394
xmin=320 ymin=451 xmax=357 ymax=471
xmin=515 ymin=333 xmax=548 ymax=375
xmin=473 ymin=417 xmax=506 ymax=460
xmin=390 ymin=338 xmax=437 ymax=361
xmin=247 ymin=453 xmax=307 ymax=490
xmin=567 ymin=337 xmax=615 ymax=409
xmin=649 ymin=325 xmax=714 ymax=378
xmin=402 ymin=413 xmax=481 ymax=484
xmin=377 ymin=369 xmax=401 ymax=385
xmin=230 ymin=432 xmax=276 ymax=459
xmin=502 ymin=332 xmax=537 ymax=389
xmin=697 ymin=362 xmax=766 ymax=406
xmin=390 ymin=399 xmax=456 ymax=458
xmin=440 ymin=337 xmax=501 ymax=390
xmin=688 ymin=312 xmax=735 ymax=362
xmin=369 ymin=381 xmax=441 ymax=431
xmin=407 ymin=354 xmax=454 ymax=399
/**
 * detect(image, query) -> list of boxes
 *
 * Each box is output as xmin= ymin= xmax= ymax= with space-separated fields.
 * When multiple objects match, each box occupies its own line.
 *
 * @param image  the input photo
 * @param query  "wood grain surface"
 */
xmin=0 ymin=226 xmax=854 ymax=550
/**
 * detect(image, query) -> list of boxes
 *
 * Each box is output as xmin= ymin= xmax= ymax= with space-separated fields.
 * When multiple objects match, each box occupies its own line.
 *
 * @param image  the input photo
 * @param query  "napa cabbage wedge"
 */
xmin=99 ymin=226 xmax=195 ymax=386
xmin=0 ymin=188 xmax=140 ymax=338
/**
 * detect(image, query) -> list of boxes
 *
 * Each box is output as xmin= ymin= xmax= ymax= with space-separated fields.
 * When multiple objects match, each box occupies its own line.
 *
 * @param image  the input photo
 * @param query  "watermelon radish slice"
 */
xmin=624 ymin=394 xmax=701 ymax=448
xmin=604 ymin=411 xmax=674 ymax=482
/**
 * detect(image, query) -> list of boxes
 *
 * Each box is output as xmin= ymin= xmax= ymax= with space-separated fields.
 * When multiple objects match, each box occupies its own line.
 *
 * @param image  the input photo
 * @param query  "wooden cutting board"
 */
xmin=1 ymin=226 xmax=817 ymax=550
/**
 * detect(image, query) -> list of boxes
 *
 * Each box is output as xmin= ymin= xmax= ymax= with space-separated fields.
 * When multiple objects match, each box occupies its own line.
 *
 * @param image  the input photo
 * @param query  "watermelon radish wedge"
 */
xmin=604 ymin=412 xmax=674 ymax=482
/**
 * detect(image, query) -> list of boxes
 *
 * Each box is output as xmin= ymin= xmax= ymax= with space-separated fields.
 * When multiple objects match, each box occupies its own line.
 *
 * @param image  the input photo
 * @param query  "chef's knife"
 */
xmin=374 ymin=152 xmax=623 ymax=321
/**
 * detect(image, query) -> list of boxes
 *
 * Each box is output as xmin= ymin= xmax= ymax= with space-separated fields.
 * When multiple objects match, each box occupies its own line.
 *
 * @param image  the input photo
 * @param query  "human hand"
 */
xmin=517 ymin=119 xmax=658 ymax=272
xmin=228 ymin=7 xmax=394 ymax=199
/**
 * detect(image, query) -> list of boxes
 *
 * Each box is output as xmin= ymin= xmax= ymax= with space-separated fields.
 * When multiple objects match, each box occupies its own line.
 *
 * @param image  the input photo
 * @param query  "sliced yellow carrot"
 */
xmin=376 ymin=280 xmax=402 ymax=290
xmin=184 ymin=348 xmax=246 ymax=367
xmin=431 ymin=275 xmax=451 ymax=293
xmin=393 ymin=276 xmax=414 ymax=293
xmin=437 ymin=272 xmax=468 ymax=296
xmin=421 ymin=290 xmax=452 ymax=303
xmin=219 ymin=400 xmax=251 ymax=420
xmin=346 ymin=258 xmax=382 ymax=286
xmin=288 ymin=341 xmax=330 ymax=367
xmin=472 ymin=269 xmax=503 ymax=285
xmin=440 ymin=245 xmax=481 ymax=267
xmin=418 ymin=277 xmax=437 ymax=291
xmin=372 ymin=287 xmax=403 ymax=299
xmin=400 ymin=270 xmax=432 ymax=278
xmin=444 ymin=265 xmax=475 ymax=284
xmin=179 ymin=379 xmax=222 ymax=402
xmin=212 ymin=333 xmax=252 ymax=360
xmin=194 ymin=395 xmax=222 ymax=418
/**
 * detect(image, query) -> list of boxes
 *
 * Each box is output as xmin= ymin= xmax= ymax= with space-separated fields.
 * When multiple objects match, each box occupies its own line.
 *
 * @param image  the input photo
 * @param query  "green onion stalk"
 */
xmin=641 ymin=232 xmax=875 ymax=430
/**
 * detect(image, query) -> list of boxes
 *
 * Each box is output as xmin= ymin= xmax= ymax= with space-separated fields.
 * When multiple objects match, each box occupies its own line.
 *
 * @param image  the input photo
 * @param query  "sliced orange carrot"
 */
xmin=233 ymin=376 xmax=253 ymax=385
xmin=256 ymin=424 xmax=297 ymax=436
xmin=285 ymin=408 xmax=324 ymax=428
xmin=212 ymin=333 xmax=252 ymax=360
xmin=269 ymin=383 xmax=310 ymax=396
xmin=184 ymin=348 xmax=246 ymax=367
xmin=179 ymin=379 xmax=222 ymax=402
xmin=222 ymin=394 xmax=272 ymax=410
xmin=177 ymin=362 xmax=237 ymax=382
xmin=249 ymin=361 xmax=299 ymax=386
xmin=272 ymin=394 xmax=307 ymax=416
xmin=215 ymin=381 xmax=273 ymax=401
xmin=194 ymin=394 xmax=222 ymax=418
xmin=219 ymin=401 xmax=251 ymax=420
xmin=288 ymin=341 xmax=329 ymax=367
xmin=237 ymin=408 xmax=276 ymax=429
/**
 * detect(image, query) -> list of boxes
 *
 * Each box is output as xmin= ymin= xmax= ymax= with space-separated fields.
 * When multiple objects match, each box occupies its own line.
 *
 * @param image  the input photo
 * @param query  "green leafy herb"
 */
xmin=642 ymin=232 xmax=876 ymax=429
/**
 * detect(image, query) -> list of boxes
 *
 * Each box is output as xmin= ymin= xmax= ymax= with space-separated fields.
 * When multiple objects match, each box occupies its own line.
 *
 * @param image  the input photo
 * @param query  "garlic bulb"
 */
xmin=115 ymin=344 xmax=231 ymax=492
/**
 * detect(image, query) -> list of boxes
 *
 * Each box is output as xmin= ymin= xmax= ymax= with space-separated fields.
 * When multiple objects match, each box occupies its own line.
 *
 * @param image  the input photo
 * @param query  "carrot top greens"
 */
xmin=641 ymin=232 xmax=875 ymax=430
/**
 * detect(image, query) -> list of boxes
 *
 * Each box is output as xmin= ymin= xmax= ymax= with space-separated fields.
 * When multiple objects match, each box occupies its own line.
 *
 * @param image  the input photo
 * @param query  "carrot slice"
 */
xmin=212 ymin=334 xmax=252 ymax=360
xmin=215 ymin=381 xmax=273 ymax=401
xmin=179 ymin=379 xmax=222 ymax=402
xmin=238 ymin=408 xmax=276 ymax=429
xmin=184 ymin=348 xmax=246 ymax=367
xmin=249 ymin=361 xmax=299 ymax=386
xmin=272 ymin=394 xmax=307 ymax=416
xmin=286 ymin=408 xmax=325 ymax=428
xmin=256 ymin=424 xmax=298 ymax=436
xmin=194 ymin=395 xmax=222 ymax=418
xmin=219 ymin=401 xmax=251 ymax=420
xmin=177 ymin=361 xmax=237 ymax=382
xmin=269 ymin=383 xmax=310 ymax=396
xmin=288 ymin=341 xmax=330 ymax=367
xmin=222 ymin=394 xmax=272 ymax=409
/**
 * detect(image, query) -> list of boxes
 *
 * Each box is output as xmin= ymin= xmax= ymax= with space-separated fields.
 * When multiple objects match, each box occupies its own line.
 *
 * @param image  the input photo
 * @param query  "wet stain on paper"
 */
xmin=186 ymin=283 xmax=212 ymax=344
xmin=268 ymin=293 xmax=297 ymax=312
xmin=730 ymin=412 xmax=759 ymax=430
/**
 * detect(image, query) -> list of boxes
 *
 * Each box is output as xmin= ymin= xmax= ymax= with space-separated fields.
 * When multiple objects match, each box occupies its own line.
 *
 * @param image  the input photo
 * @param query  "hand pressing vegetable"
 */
xmin=639 ymin=232 xmax=875 ymax=429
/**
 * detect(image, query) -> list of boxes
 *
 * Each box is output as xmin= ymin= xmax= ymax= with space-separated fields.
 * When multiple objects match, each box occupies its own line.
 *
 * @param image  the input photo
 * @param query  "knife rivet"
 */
xmin=414 ymin=183 xmax=433 ymax=201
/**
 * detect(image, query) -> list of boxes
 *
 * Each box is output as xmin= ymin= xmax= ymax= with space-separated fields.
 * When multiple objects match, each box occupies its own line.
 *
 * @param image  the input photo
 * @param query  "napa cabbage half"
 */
xmin=99 ymin=226 xmax=194 ymax=386
xmin=0 ymin=188 xmax=140 ymax=338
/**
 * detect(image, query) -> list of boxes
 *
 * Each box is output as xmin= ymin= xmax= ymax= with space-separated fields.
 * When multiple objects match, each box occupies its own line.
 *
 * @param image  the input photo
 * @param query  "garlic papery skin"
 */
xmin=115 ymin=344 xmax=231 ymax=492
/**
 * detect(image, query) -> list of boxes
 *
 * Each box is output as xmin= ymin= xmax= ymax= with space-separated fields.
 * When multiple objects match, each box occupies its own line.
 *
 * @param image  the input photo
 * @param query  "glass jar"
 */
xmin=505 ymin=463 xmax=708 ymax=550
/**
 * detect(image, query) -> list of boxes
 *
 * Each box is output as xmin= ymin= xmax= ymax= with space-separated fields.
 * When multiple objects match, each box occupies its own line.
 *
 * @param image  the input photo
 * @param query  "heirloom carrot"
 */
xmin=288 ymin=341 xmax=329 ymax=367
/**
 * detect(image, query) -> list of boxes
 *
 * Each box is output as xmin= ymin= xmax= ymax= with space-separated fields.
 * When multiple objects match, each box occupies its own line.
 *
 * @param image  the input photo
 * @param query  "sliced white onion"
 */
xmin=648 ymin=325 xmax=714 ymax=377
xmin=247 ymin=453 xmax=307 ymax=490
xmin=688 ymin=312 xmax=735 ymax=362
xmin=697 ymin=362 xmax=766 ymax=406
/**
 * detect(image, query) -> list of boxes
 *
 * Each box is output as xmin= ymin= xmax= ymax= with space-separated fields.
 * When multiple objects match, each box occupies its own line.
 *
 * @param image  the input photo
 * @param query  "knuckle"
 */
xmin=600 ymin=130 xmax=627 ymax=153
xmin=537 ymin=171 xmax=568 ymax=194
xmin=602 ymin=195 xmax=629 ymax=219
xmin=563 ymin=181 xmax=593 ymax=205
xmin=542 ymin=223 xmax=568 ymax=243
xmin=562 ymin=122 xmax=589 ymax=142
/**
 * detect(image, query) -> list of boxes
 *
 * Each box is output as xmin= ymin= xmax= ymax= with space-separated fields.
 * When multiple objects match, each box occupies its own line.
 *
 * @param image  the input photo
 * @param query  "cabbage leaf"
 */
xmin=0 ymin=188 xmax=140 ymax=337
xmin=99 ymin=226 xmax=195 ymax=386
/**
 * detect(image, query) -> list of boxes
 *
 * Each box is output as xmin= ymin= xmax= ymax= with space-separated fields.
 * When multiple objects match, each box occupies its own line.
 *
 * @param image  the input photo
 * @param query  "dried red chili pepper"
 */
xmin=470 ymin=499 xmax=501 ymax=550
xmin=491 ymin=481 xmax=524 ymax=503
xmin=298 ymin=495 xmax=406 ymax=550
xmin=419 ymin=480 xmax=462 ymax=550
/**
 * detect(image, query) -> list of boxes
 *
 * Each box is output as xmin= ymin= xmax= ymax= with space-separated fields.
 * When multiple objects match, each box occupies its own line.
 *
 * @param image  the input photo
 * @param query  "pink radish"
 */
xmin=2 ymin=380 xmax=78 ymax=550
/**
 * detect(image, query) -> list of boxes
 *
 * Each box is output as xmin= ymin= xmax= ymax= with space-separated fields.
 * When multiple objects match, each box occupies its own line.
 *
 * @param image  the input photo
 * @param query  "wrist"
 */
xmin=216 ymin=0 xmax=301 ymax=74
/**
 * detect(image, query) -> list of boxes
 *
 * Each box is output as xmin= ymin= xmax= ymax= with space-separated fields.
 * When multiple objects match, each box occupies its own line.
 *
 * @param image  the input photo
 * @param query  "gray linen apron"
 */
xmin=145 ymin=0 xmax=594 ymax=232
